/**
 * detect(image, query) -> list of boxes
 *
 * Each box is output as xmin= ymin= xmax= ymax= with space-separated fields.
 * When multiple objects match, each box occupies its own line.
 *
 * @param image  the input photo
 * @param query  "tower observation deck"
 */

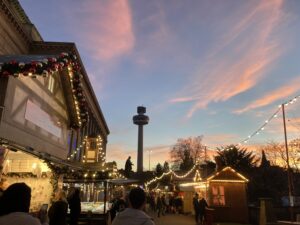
xmin=133 ymin=106 xmax=149 ymax=173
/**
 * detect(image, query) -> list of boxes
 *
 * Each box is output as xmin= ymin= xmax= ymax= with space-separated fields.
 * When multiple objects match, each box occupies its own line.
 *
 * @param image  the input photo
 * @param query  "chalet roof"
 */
xmin=206 ymin=166 xmax=248 ymax=182
xmin=0 ymin=54 xmax=85 ymax=129
xmin=30 ymin=42 xmax=110 ymax=136
xmin=0 ymin=55 xmax=54 ymax=62
xmin=0 ymin=52 xmax=109 ymax=135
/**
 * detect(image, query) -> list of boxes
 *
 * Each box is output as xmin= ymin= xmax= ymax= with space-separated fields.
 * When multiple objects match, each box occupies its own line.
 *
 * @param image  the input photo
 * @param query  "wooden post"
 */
xmin=282 ymin=104 xmax=294 ymax=221
xmin=104 ymin=181 xmax=107 ymax=214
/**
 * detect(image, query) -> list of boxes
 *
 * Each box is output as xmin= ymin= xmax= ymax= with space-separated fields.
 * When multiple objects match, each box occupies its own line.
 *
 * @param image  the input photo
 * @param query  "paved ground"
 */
xmin=147 ymin=211 xmax=196 ymax=225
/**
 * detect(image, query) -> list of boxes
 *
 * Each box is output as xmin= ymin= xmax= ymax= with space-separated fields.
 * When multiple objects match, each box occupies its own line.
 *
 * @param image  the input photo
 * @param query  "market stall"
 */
xmin=1 ymin=149 xmax=54 ymax=212
xmin=62 ymin=178 xmax=111 ymax=225
xmin=63 ymin=179 xmax=110 ymax=214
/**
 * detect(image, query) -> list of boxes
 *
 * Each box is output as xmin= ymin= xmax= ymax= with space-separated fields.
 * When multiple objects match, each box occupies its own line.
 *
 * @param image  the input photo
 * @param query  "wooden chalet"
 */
xmin=179 ymin=166 xmax=249 ymax=223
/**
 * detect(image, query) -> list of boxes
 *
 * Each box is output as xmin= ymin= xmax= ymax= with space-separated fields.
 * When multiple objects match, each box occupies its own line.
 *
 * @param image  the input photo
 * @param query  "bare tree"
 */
xmin=260 ymin=140 xmax=300 ymax=172
xmin=259 ymin=141 xmax=285 ymax=166
xmin=170 ymin=136 xmax=205 ymax=171
xmin=288 ymin=138 xmax=300 ymax=172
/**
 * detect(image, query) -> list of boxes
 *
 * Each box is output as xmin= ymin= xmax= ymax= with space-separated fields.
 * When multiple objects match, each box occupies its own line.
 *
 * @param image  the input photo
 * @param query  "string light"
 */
xmin=145 ymin=164 xmax=198 ymax=188
xmin=206 ymin=167 xmax=248 ymax=182
xmin=218 ymin=94 xmax=300 ymax=151
xmin=146 ymin=166 xmax=248 ymax=190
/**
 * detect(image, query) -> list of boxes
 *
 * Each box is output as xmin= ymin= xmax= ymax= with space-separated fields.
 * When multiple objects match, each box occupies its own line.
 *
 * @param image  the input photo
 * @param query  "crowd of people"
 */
xmin=0 ymin=181 xmax=208 ymax=225
xmin=0 ymin=182 xmax=81 ymax=225
xmin=0 ymin=181 xmax=154 ymax=225
xmin=147 ymin=192 xmax=184 ymax=217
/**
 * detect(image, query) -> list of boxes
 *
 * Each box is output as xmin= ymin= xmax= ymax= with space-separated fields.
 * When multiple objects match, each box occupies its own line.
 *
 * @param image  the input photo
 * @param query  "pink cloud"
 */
xmin=132 ymin=3 xmax=172 ymax=67
xmin=234 ymin=77 xmax=300 ymax=114
xmin=169 ymin=96 xmax=201 ymax=103
xmin=203 ymin=133 xmax=239 ymax=147
xmin=66 ymin=0 xmax=134 ymax=61
xmin=169 ymin=0 xmax=287 ymax=118
xmin=264 ymin=116 xmax=300 ymax=135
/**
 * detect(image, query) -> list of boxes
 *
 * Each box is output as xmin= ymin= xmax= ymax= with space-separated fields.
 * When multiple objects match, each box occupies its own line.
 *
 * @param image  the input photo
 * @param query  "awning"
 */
xmin=108 ymin=178 xmax=139 ymax=185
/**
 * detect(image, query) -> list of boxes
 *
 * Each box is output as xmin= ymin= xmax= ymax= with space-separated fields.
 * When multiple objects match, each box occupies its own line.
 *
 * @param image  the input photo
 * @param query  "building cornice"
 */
xmin=1 ymin=0 xmax=30 ymax=44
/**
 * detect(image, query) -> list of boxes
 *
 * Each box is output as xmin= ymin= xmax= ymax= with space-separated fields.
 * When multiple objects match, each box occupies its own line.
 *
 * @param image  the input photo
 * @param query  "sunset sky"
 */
xmin=20 ymin=0 xmax=300 ymax=170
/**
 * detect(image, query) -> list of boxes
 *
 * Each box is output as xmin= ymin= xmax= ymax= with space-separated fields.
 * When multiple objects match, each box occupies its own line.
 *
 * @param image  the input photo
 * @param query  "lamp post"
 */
xmin=148 ymin=150 xmax=152 ymax=171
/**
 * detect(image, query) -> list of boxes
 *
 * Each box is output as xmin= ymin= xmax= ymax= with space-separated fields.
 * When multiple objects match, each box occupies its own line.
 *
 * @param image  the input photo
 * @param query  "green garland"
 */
xmin=0 ymin=52 xmax=88 ymax=128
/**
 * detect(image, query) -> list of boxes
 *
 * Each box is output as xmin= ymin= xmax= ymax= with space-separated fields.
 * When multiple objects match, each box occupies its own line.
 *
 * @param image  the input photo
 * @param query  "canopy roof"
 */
xmin=206 ymin=166 xmax=249 ymax=182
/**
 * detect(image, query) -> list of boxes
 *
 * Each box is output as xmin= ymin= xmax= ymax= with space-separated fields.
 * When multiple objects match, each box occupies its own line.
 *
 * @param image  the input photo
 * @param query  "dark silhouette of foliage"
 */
xmin=200 ymin=160 xmax=216 ymax=178
xmin=163 ymin=161 xmax=170 ymax=173
xmin=155 ymin=163 xmax=163 ymax=176
xmin=248 ymin=166 xmax=288 ymax=205
xmin=215 ymin=145 xmax=258 ymax=174
xmin=260 ymin=150 xmax=270 ymax=168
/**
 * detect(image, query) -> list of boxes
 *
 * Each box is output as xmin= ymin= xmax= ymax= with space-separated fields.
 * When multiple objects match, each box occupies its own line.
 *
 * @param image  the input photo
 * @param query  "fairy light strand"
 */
xmin=216 ymin=94 xmax=300 ymax=151
xmin=145 ymin=164 xmax=197 ymax=188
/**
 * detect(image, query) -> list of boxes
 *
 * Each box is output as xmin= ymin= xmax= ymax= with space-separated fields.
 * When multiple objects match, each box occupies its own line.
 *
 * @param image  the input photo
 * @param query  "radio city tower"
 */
xmin=133 ymin=106 xmax=149 ymax=173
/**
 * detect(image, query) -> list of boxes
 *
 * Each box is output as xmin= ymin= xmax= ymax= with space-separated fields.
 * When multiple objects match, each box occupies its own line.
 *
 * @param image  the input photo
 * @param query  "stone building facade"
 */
xmin=0 ymin=0 xmax=109 ymax=171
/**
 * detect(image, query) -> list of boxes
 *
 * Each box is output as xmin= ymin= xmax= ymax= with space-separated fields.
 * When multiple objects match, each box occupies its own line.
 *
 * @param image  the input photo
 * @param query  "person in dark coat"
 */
xmin=169 ymin=194 xmax=175 ymax=213
xmin=0 ymin=182 xmax=45 ymax=225
xmin=193 ymin=193 xmax=200 ymax=224
xmin=67 ymin=188 xmax=81 ymax=225
xmin=156 ymin=194 xmax=163 ymax=217
xmin=48 ymin=190 xmax=68 ymax=225
xmin=198 ymin=197 xmax=208 ymax=225
xmin=161 ymin=194 xmax=167 ymax=215
xmin=150 ymin=194 xmax=156 ymax=212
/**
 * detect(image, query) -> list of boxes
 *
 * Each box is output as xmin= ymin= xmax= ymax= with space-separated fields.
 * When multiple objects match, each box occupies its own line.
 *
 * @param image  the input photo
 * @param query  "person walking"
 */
xmin=48 ymin=190 xmax=68 ymax=225
xmin=169 ymin=194 xmax=175 ymax=213
xmin=67 ymin=188 xmax=81 ymax=225
xmin=112 ymin=187 xmax=155 ymax=225
xmin=193 ymin=193 xmax=200 ymax=224
xmin=149 ymin=193 xmax=156 ymax=212
xmin=198 ymin=196 xmax=208 ymax=225
xmin=156 ymin=194 xmax=163 ymax=217
xmin=161 ymin=194 xmax=167 ymax=215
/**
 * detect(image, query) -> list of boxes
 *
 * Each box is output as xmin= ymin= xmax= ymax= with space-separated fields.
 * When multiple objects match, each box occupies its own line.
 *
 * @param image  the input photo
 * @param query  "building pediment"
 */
xmin=0 ymin=53 xmax=88 ymax=129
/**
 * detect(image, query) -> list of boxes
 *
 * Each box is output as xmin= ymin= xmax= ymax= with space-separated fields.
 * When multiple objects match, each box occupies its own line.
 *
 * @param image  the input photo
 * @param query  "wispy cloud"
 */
xmin=170 ymin=0 xmax=287 ymax=118
xmin=266 ymin=116 xmax=300 ymax=135
xmin=132 ymin=2 xmax=172 ymax=67
xmin=234 ymin=77 xmax=300 ymax=114
xmin=203 ymin=133 xmax=239 ymax=147
xmin=65 ymin=0 xmax=134 ymax=61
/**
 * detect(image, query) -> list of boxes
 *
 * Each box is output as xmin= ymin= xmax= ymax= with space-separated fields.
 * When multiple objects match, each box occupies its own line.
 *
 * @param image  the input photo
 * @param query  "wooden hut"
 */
xmin=180 ymin=166 xmax=249 ymax=223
